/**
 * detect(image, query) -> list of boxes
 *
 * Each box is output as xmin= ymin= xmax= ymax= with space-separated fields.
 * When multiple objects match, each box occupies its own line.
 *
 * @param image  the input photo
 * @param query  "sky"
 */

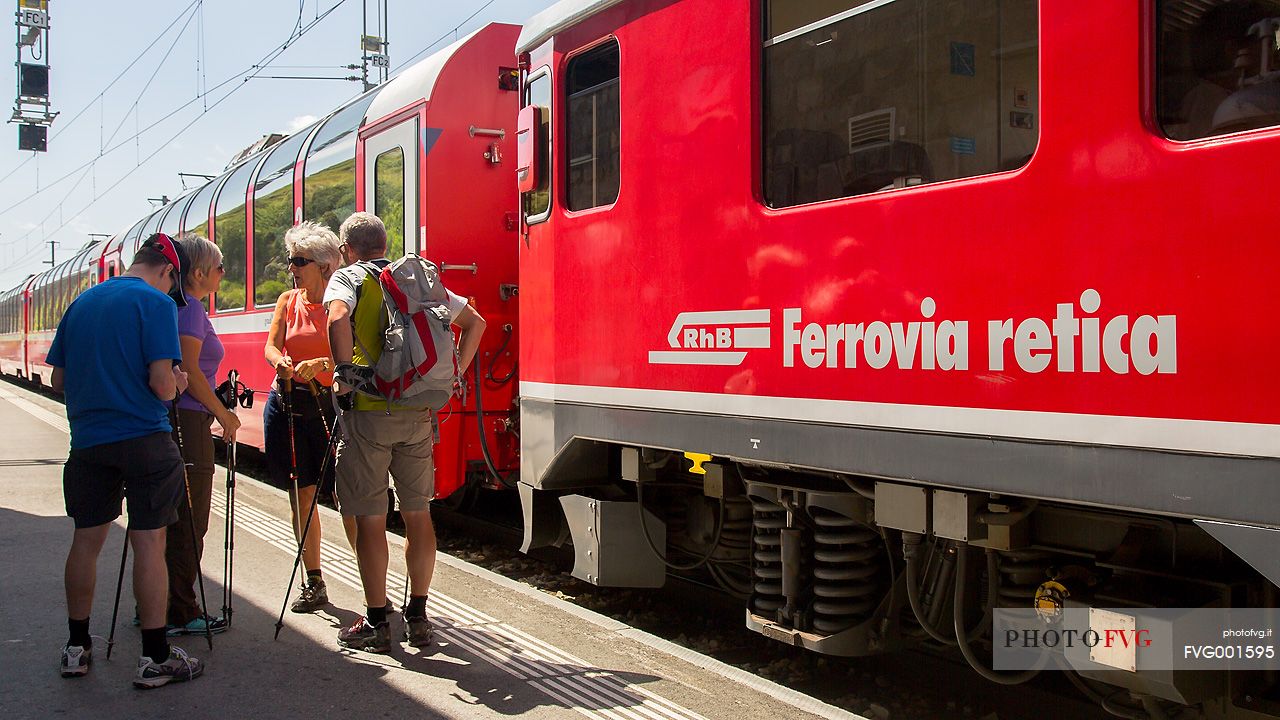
xmin=0 ymin=0 xmax=555 ymax=291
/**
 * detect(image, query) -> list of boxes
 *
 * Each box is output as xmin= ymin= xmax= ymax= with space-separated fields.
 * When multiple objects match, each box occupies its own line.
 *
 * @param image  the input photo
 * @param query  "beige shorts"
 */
xmin=334 ymin=409 xmax=435 ymax=517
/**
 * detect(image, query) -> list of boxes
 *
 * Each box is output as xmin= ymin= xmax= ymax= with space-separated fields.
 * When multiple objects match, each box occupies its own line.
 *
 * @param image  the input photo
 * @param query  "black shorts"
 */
xmin=263 ymin=387 xmax=337 ymax=493
xmin=63 ymin=432 xmax=185 ymax=531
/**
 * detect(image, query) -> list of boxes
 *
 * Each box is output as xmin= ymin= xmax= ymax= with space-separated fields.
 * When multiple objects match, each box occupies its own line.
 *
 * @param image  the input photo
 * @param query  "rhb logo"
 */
xmin=648 ymin=310 xmax=770 ymax=366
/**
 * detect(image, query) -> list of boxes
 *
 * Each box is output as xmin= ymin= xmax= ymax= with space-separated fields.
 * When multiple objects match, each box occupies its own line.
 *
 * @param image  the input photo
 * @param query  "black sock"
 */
xmin=306 ymin=569 xmax=323 ymax=584
xmin=68 ymin=617 xmax=91 ymax=648
xmin=367 ymin=604 xmax=387 ymax=627
xmin=407 ymin=595 xmax=428 ymax=618
xmin=140 ymin=627 xmax=169 ymax=665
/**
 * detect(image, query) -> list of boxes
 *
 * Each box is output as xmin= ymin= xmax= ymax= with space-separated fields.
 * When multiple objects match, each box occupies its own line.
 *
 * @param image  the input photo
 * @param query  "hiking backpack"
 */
xmin=339 ymin=254 xmax=459 ymax=409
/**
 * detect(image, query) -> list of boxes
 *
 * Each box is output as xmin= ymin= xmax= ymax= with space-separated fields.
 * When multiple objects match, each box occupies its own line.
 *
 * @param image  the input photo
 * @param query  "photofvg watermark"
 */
xmin=993 ymin=608 xmax=1280 ymax=672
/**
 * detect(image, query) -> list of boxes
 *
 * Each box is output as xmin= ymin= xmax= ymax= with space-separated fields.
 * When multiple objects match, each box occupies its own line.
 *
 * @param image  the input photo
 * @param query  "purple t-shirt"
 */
xmin=176 ymin=293 xmax=225 ymax=414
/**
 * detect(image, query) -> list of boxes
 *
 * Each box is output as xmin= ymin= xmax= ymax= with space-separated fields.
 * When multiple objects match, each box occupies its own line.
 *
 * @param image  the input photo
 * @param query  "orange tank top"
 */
xmin=282 ymin=289 xmax=334 ymax=386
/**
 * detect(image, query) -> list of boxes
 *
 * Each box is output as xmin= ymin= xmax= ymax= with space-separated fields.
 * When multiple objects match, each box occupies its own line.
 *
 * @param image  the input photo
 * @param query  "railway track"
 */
xmin=425 ymin=489 xmax=1114 ymax=720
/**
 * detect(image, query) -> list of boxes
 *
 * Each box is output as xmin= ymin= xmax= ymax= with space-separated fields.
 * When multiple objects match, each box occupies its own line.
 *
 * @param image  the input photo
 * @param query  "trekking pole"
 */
xmin=105 ymin=534 xmax=129 ymax=659
xmin=282 ymin=378 xmax=303 ymax=543
xmin=274 ymin=426 xmax=340 ymax=640
xmin=222 ymin=422 xmax=238 ymax=628
xmin=309 ymin=379 xmax=332 ymax=443
xmin=172 ymin=402 xmax=215 ymax=651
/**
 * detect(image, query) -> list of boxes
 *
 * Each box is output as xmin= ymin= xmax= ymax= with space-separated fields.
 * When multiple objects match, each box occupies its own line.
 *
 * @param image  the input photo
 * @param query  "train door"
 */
xmin=360 ymin=117 xmax=420 ymax=258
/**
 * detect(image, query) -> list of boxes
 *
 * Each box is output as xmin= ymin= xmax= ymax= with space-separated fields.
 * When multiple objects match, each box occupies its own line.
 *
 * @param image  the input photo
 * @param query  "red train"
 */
xmin=7 ymin=0 xmax=1280 ymax=716
xmin=0 ymin=23 xmax=522 ymax=498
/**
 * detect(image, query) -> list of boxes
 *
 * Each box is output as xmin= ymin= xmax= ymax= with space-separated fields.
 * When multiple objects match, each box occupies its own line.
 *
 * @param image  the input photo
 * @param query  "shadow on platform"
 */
xmin=0 ymin=506 xmax=660 ymax=720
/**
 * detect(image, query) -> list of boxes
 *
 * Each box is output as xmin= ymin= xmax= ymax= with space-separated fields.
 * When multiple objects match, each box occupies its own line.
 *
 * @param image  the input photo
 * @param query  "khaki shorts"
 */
xmin=335 ymin=409 xmax=435 ymax=517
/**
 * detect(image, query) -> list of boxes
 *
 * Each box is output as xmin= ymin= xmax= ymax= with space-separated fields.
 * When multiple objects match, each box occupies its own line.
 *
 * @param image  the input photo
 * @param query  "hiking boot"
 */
xmin=133 ymin=646 xmax=203 ymax=689
xmin=60 ymin=644 xmax=91 ymax=678
xmin=404 ymin=615 xmax=433 ymax=648
xmin=290 ymin=581 xmax=328 ymax=613
xmin=167 ymin=614 xmax=228 ymax=637
xmin=337 ymin=616 xmax=391 ymax=653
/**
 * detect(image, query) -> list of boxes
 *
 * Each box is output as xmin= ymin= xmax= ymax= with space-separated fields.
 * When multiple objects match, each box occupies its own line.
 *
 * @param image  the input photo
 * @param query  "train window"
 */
xmin=160 ymin=193 xmax=193 ymax=237
xmin=183 ymin=176 xmax=222 ymax=239
xmin=304 ymin=94 xmax=375 ymax=232
xmin=253 ymin=130 xmax=310 ymax=307
xmin=523 ymin=68 xmax=553 ymax=221
xmin=143 ymin=208 xmax=166 ymax=238
xmin=40 ymin=283 xmax=49 ymax=331
xmin=762 ymin=0 xmax=1039 ymax=208
xmin=213 ymin=160 xmax=255 ymax=312
xmin=119 ymin=217 xmax=147 ymax=269
xmin=373 ymin=148 xmax=407 ymax=259
xmin=566 ymin=41 xmax=621 ymax=211
xmin=1157 ymin=0 xmax=1280 ymax=140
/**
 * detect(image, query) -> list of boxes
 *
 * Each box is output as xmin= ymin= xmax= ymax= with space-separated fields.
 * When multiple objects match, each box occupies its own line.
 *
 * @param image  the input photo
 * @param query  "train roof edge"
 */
xmin=517 ymin=0 xmax=625 ymax=53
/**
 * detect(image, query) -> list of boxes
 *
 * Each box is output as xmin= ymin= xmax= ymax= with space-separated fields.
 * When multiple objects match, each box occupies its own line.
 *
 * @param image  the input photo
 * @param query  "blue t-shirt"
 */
xmin=47 ymin=276 xmax=182 ymax=449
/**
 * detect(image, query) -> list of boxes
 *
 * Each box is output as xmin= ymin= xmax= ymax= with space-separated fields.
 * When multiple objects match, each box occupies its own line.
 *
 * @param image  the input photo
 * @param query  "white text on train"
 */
xmin=782 ymin=290 xmax=1177 ymax=375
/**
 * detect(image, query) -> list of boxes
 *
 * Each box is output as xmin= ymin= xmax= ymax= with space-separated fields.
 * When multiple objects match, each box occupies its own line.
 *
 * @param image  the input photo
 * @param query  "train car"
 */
xmin=22 ymin=239 xmax=108 ymax=385
xmin=3 ymin=22 xmax=523 ymax=498
xmin=0 ymin=274 xmax=38 ymax=378
xmin=513 ymin=0 xmax=1280 ymax=716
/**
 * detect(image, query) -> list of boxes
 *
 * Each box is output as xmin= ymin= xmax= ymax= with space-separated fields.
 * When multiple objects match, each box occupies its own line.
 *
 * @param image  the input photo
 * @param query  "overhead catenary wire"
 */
xmin=0 ymin=0 xmax=203 ymax=189
xmin=8 ymin=0 xmax=493 ymax=276
xmin=1 ymin=0 xmax=352 ymax=262
xmin=391 ymin=0 xmax=498 ymax=73
xmin=101 ymin=4 xmax=202 ymax=151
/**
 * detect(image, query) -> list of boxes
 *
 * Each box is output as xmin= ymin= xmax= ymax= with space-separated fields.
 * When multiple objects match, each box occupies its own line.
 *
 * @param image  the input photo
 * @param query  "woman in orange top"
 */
xmin=263 ymin=221 xmax=356 ymax=613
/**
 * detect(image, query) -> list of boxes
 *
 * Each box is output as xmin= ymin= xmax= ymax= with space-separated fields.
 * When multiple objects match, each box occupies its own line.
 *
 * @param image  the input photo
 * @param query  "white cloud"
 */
xmin=287 ymin=114 xmax=319 ymax=133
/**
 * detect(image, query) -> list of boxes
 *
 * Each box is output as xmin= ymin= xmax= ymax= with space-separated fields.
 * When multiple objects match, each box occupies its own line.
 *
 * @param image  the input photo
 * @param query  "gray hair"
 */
xmin=284 ymin=221 xmax=342 ymax=277
xmin=339 ymin=212 xmax=387 ymax=258
xmin=174 ymin=233 xmax=222 ymax=289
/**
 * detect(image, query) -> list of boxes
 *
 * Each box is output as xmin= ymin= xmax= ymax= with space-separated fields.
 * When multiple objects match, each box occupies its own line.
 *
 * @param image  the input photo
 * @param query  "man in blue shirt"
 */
xmin=48 ymin=233 xmax=205 ymax=688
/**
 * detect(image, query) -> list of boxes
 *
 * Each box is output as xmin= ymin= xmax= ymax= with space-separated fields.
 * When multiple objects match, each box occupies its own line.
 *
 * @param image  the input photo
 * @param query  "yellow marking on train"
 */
xmin=684 ymin=452 xmax=711 ymax=475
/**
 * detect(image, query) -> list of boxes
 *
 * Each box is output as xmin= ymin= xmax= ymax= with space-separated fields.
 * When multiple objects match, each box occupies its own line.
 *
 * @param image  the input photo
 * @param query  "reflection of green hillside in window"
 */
xmin=213 ymin=205 xmax=246 ymax=311
xmin=254 ymin=184 xmax=293 ymax=307
xmin=375 ymin=149 xmax=405 ymax=258
xmin=303 ymin=157 xmax=355 ymax=235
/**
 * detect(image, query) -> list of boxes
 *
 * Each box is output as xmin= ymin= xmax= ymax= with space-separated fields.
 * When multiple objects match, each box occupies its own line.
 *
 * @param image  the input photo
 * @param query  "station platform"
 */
xmin=0 ymin=381 xmax=863 ymax=720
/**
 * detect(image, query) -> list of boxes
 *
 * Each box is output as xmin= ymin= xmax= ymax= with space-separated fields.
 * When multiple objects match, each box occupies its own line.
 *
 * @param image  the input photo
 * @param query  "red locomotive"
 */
xmin=514 ymin=0 xmax=1280 ymax=716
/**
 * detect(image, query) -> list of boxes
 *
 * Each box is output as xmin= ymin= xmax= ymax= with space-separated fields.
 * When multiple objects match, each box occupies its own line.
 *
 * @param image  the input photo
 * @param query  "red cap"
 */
xmin=140 ymin=233 xmax=188 ymax=308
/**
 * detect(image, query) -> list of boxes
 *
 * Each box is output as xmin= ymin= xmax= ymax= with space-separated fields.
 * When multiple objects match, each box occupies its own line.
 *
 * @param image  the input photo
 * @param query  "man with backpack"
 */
xmin=324 ymin=212 xmax=485 ymax=652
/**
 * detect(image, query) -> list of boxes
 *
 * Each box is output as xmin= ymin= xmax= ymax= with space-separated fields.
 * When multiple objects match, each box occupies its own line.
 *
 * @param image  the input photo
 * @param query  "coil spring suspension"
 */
xmin=996 ymin=549 xmax=1054 ymax=609
xmin=718 ymin=496 xmax=753 ymax=553
xmin=750 ymin=496 xmax=786 ymax=616
xmin=811 ymin=508 xmax=883 ymax=633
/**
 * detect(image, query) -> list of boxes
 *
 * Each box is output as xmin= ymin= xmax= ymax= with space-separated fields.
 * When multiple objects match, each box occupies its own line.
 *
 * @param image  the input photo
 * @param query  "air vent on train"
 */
xmin=848 ymin=109 xmax=896 ymax=153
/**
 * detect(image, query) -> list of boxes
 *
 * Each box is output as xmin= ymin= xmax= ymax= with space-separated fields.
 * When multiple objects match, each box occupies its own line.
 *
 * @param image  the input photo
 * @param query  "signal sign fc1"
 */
xmin=18 ymin=8 xmax=49 ymax=29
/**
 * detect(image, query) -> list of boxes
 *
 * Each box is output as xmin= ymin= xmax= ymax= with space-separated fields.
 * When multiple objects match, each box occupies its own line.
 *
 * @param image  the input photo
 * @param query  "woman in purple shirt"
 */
xmin=167 ymin=234 xmax=240 ymax=636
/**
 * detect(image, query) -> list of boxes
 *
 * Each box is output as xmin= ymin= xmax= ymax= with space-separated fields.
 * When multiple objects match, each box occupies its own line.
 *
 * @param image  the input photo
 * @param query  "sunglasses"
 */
xmin=287 ymin=256 xmax=316 ymax=267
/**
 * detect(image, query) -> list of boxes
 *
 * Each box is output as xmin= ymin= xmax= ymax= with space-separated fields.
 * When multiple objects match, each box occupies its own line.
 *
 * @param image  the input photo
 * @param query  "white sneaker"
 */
xmin=133 ymin=646 xmax=203 ymax=689
xmin=60 ymin=644 xmax=91 ymax=678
